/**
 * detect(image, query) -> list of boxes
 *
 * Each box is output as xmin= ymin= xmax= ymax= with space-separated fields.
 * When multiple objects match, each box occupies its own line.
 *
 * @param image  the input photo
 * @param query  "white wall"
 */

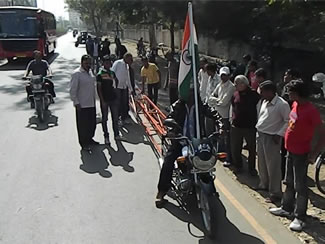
xmin=124 ymin=27 xmax=253 ymax=61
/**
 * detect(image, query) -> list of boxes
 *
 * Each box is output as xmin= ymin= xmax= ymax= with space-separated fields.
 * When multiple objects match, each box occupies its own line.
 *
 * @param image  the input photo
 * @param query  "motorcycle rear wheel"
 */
xmin=315 ymin=156 xmax=325 ymax=194
xmin=199 ymin=189 xmax=218 ymax=239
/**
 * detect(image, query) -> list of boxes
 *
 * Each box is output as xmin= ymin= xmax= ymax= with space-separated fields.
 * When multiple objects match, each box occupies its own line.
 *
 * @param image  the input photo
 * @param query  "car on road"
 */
xmin=75 ymin=31 xmax=88 ymax=47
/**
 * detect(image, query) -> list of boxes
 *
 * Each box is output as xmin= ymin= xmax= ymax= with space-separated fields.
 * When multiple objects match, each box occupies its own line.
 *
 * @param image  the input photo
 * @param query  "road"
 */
xmin=0 ymin=33 xmax=301 ymax=244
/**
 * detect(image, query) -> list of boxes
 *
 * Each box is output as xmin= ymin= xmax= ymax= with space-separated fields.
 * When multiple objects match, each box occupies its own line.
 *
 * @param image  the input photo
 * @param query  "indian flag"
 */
xmin=178 ymin=11 xmax=199 ymax=101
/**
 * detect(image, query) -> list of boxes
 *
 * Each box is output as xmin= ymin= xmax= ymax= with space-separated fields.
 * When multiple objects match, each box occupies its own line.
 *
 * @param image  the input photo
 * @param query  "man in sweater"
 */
xmin=231 ymin=75 xmax=260 ymax=175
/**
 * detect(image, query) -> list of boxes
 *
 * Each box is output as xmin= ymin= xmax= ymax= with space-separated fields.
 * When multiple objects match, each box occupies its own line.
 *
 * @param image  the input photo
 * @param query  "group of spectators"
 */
xmin=85 ymin=36 xmax=128 ymax=73
xmin=69 ymin=51 xmax=135 ymax=148
xmin=197 ymin=55 xmax=325 ymax=231
xmin=69 ymin=37 xmax=325 ymax=232
xmin=69 ymin=38 xmax=162 ymax=147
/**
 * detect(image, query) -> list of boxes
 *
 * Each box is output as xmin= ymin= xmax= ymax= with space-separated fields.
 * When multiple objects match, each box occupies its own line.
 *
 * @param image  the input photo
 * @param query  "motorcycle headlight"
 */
xmin=193 ymin=155 xmax=216 ymax=171
xmin=33 ymin=83 xmax=42 ymax=89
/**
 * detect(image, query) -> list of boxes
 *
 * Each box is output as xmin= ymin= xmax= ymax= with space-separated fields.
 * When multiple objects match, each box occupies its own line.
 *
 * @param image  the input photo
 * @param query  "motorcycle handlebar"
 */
xmin=22 ymin=76 xmax=53 ymax=81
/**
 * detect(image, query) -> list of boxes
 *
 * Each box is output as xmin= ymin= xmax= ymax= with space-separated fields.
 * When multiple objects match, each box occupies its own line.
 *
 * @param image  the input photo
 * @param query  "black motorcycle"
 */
xmin=160 ymin=118 xmax=226 ymax=239
xmin=75 ymin=31 xmax=88 ymax=47
xmin=24 ymin=75 xmax=52 ymax=122
xmin=137 ymin=44 xmax=146 ymax=57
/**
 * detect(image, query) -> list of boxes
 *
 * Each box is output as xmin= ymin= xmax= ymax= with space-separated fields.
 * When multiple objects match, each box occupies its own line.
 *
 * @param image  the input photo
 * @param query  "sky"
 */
xmin=37 ymin=0 xmax=69 ymax=19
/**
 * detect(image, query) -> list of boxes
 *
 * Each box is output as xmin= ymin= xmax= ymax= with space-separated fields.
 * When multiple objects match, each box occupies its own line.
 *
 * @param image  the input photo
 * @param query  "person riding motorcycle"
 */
xmin=156 ymin=87 xmax=223 ymax=207
xmin=23 ymin=50 xmax=55 ymax=108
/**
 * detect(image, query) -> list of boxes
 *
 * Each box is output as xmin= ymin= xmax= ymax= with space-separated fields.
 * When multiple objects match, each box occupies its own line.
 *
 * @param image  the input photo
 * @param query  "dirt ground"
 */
xmin=122 ymin=39 xmax=325 ymax=244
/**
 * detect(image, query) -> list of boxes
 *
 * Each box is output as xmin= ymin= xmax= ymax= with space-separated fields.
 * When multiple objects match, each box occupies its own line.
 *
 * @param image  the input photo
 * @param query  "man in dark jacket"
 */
xmin=100 ymin=38 xmax=111 ymax=58
xmin=156 ymin=88 xmax=223 ymax=206
xmin=231 ymin=75 xmax=260 ymax=176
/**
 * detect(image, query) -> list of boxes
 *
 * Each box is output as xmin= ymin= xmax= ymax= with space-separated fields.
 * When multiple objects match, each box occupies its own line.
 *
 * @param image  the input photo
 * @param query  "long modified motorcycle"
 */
xmin=160 ymin=118 xmax=226 ymax=239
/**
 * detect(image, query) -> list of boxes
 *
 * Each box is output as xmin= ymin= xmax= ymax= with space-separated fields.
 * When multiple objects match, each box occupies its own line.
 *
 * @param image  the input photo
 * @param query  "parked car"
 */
xmin=75 ymin=31 xmax=88 ymax=47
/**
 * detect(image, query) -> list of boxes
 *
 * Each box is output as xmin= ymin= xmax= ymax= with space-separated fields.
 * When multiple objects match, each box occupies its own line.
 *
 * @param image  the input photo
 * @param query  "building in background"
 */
xmin=0 ymin=0 xmax=37 ymax=7
xmin=68 ymin=10 xmax=83 ymax=28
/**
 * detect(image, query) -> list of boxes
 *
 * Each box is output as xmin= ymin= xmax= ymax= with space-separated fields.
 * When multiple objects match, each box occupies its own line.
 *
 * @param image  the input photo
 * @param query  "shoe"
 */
xmin=118 ymin=120 xmax=124 ymax=127
xmin=253 ymin=186 xmax=268 ymax=191
xmin=269 ymin=207 xmax=292 ymax=218
xmin=232 ymin=167 xmax=243 ymax=174
xmin=265 ymin=196 xmax=281 ymax=204
xmin=89 ymin=139 xmax=100 ymax=145
xmin=104 ymin=137 xmax=110 ymax=145
xmin=289 ymin=218 xmax=306 ymax=231
xmin=81 ymin=146 xmax=91 ymax=151
xmin=223 ymin=161 xmax=231 ymax=167
xmin=249 ymin=169 xmax=258 ymax=177
xmin=50 ymin=97 xmax=55 ymax=104
xmin=124 ymin=117 xmax=133 ymax=124
xmin=114 ymin=135 xmax=124 ymax=141
xmin=155 ymin=191 xmax=167 ymax=209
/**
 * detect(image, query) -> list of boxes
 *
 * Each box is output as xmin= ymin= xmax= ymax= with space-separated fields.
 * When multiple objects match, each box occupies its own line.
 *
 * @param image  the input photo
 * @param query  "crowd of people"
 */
xmin=68 ymin=37 xmax=325 ymax=232
xmin=183 ymin=55 xmax=325 ymax=232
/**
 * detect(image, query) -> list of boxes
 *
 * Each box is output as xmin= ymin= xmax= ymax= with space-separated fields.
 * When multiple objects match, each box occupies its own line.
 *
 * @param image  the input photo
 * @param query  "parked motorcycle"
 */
xmin=160 ymin=118 xmax=226 ymax=239
xmin=24 ymin=75 xmax=53 ymax=122
xmin=137 ymin=45 xmax=146 ymax=57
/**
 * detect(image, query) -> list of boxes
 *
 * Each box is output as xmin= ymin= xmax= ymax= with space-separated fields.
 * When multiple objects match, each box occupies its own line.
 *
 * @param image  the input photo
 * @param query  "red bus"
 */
xmin=0 ymin=6 xmax=57 ymax=61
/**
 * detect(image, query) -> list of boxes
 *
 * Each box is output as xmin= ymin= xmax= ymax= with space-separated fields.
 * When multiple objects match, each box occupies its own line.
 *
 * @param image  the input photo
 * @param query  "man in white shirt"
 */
xmin=112 ymin=53 xmax=133 ymax=124
xmin=205 ymin=63 xmax=220 ymax=104
xmin=198 ymin=57 xmax=209 ymax=103
xmin=208 ymin=66 xmax=235 ymax=166
xmin=205 ymin=62 xmax=221 ymax=135
xmin=92 ymin=38 xmax=100 ymax=73
xmin=70 ymin=55 xmax=98 ymax=151
xmin=256 ymin=80 xmax=290 ymax=203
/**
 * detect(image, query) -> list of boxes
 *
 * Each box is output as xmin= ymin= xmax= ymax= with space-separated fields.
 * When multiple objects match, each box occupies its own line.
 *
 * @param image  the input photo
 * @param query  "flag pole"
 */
xmin=188 ymin=2 xmax=200 ymax=139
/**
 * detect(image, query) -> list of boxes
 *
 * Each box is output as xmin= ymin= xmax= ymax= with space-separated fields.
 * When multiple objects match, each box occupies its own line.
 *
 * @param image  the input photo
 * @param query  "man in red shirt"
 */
xmin=270 ymin=80 xmax=325 ymax=231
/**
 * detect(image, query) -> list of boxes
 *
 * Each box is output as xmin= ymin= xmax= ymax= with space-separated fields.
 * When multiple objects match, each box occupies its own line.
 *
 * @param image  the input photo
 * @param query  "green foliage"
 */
xmin=66 ymin=0 xmax=325 ymax=53
xmin=66 ymin=0 xmax=114 ymax=35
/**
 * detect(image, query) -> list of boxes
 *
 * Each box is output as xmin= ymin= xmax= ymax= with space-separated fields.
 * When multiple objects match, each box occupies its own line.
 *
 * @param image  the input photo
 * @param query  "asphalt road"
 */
xmin=0 ymin=33 xmax=301 ymax=244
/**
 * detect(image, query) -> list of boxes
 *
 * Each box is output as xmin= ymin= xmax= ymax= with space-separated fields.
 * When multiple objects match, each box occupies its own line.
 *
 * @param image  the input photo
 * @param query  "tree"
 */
xmin=66 ymin=0 xmax=113 ymax=36
xmin=157 ymin=1 xmax=187 ymax=53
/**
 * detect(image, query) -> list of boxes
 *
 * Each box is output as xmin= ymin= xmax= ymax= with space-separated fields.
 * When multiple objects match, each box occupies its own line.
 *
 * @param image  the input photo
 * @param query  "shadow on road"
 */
xmin=0 ymin=53 xmax=59 ymax=71
xmin=163 ymin=194 xmax=264 ymax=244
xmin=107 ymin=141 xmax=135 ymax=173
xmin=26 ymin=110 xmax=58 ymax=131
xmin=119 ymin=121 xmax=152 ymax=146
xmin=80 ymin=145 xmax=112 ymax=178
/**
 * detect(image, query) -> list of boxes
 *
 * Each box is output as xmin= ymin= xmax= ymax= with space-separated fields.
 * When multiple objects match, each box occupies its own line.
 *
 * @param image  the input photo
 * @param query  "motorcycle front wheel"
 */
xmin=199 ymin=188 xmax=218 ymax=239
xmin=35 ymin=100 xmax=44 ymax=123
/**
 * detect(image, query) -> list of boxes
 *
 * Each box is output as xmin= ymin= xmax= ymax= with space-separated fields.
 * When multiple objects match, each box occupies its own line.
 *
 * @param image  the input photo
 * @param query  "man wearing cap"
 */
xmin=256 ymin=80 xmax=290 ymax=203
xmin=97 ymin=55 xmax=121 ymax=144
xmin=208 ymin=66 xmax=235 ymax=166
